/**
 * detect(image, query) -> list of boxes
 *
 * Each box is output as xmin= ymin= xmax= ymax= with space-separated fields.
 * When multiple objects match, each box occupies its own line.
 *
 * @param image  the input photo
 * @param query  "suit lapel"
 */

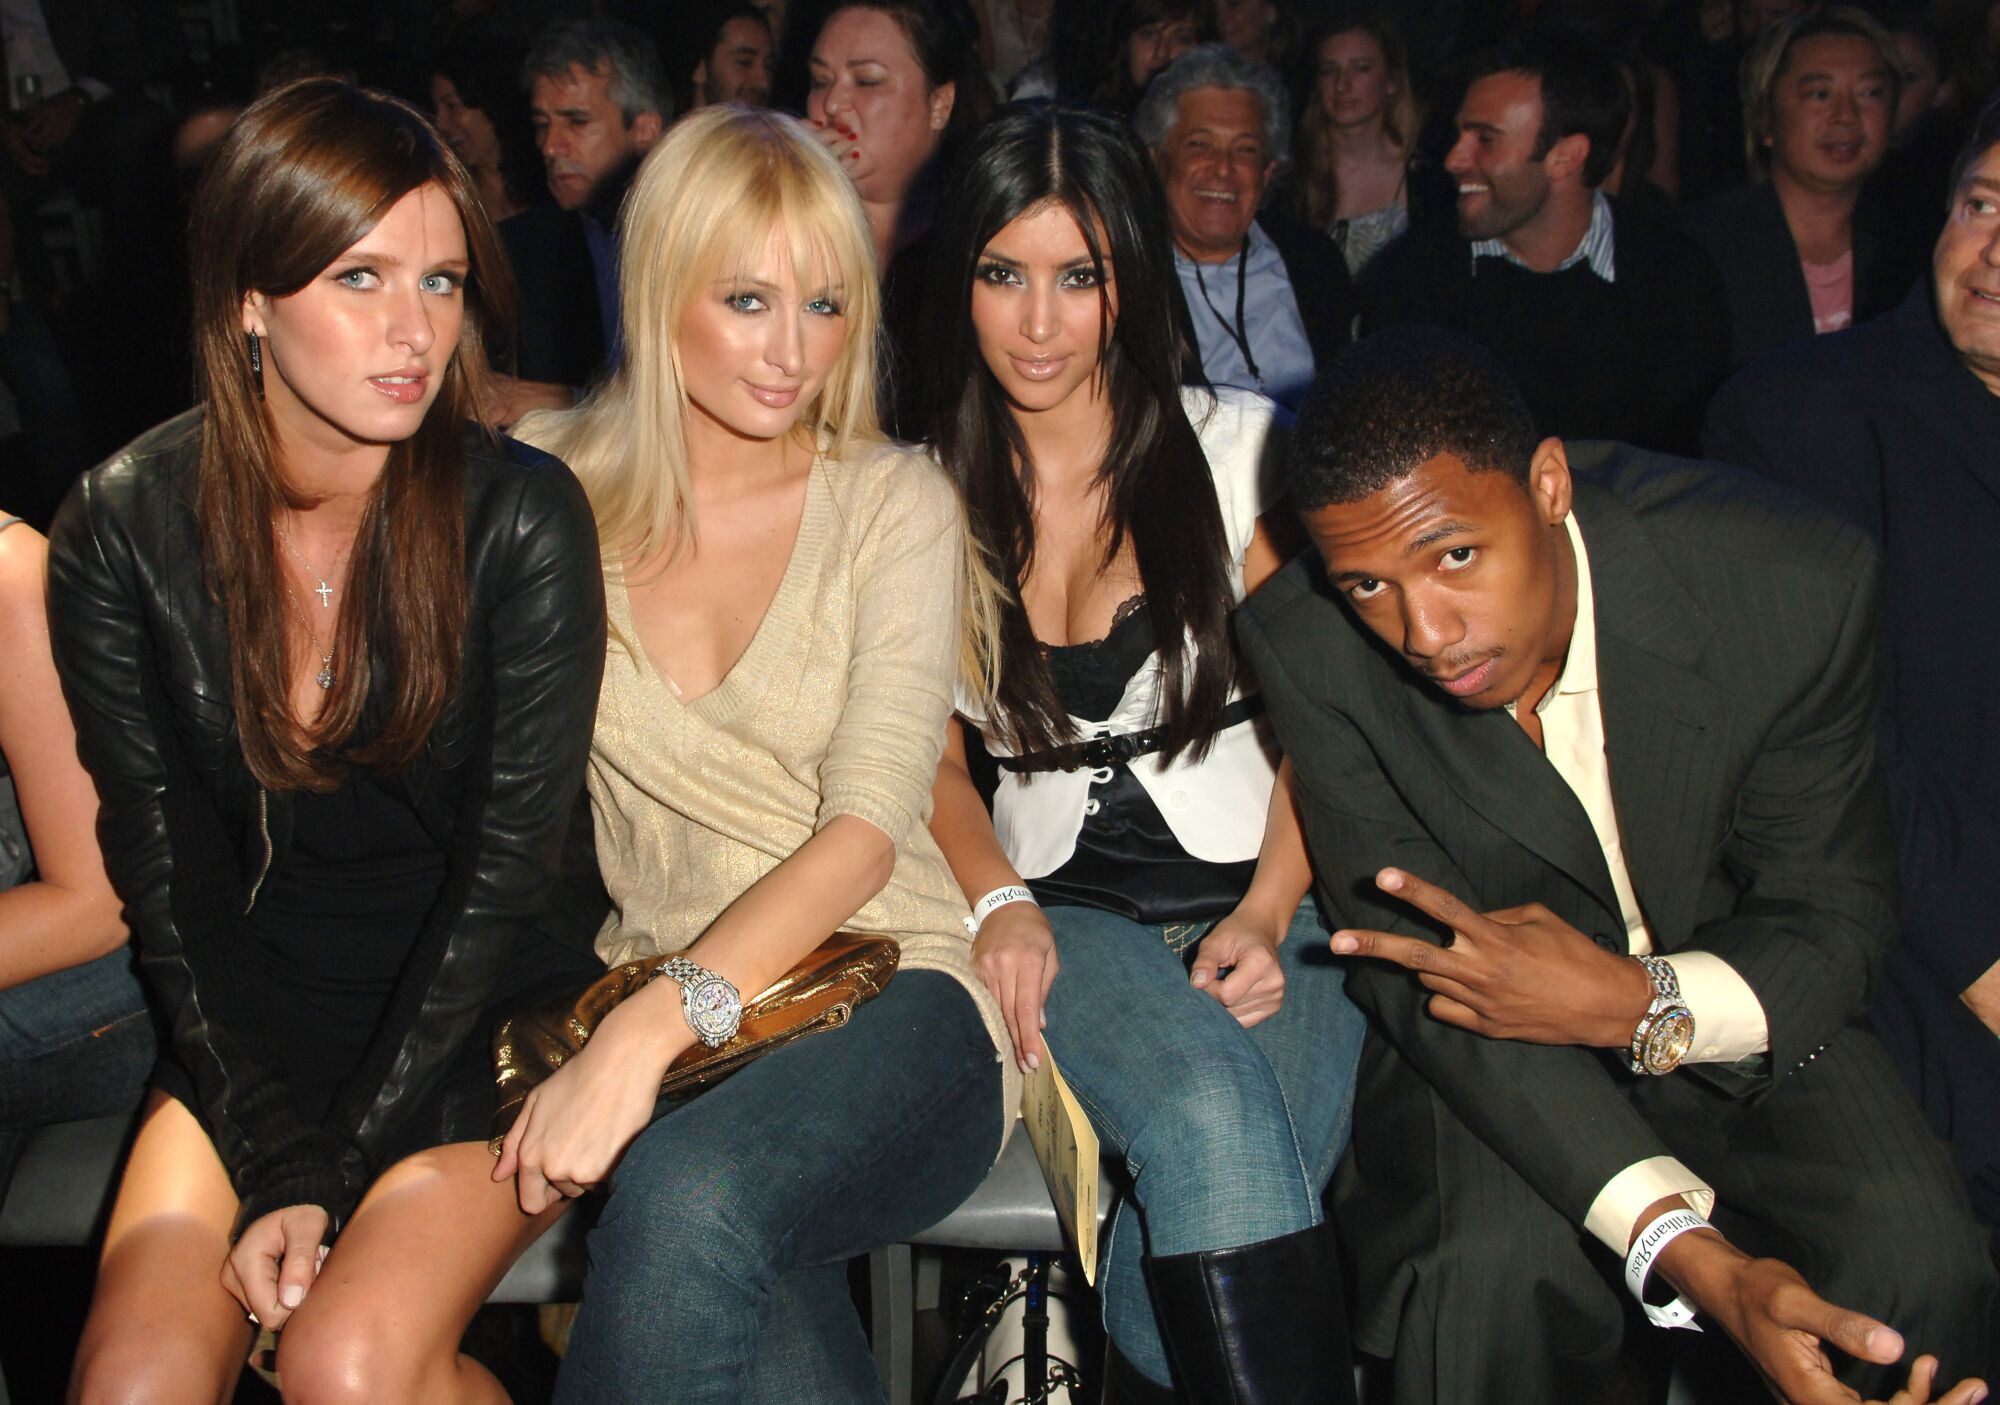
xmin=1574 ymin=482 xmax=1735 ymax=948
xmin=1392 ymin=687 xmax=1624 ymax=928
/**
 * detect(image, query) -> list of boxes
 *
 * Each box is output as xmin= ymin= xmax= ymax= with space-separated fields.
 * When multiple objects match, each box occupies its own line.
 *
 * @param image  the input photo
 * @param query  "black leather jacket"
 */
xmin=47 ymin=409 xmax=606 ymax=1233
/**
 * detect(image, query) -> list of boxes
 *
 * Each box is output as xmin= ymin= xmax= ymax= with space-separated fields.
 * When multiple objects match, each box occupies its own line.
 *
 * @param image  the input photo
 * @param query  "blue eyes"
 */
xmin=334 ymin=268 xmax=461 ymax=294
xmin=723 ymin=291 xmax=843 ymax=316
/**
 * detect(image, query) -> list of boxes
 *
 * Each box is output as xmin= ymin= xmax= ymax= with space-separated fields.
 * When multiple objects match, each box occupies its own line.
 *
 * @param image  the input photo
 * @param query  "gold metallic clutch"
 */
xmin=490 ymin=932 xmax=900 ymax=1149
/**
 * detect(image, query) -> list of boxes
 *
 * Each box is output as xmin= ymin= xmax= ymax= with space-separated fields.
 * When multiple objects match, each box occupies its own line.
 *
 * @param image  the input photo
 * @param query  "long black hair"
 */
xmin=922 ymin=102 xmax=1235 ymax=763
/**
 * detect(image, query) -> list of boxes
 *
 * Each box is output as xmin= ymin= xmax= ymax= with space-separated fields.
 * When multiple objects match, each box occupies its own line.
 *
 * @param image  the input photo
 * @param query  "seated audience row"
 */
xmin=0 ymin=8 xmax=1994 ymax=1403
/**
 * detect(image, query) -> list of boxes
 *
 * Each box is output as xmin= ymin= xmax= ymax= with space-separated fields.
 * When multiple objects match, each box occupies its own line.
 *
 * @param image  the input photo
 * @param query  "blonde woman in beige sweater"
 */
xmin=508 ymin=106 xmax=1016 ymax=1404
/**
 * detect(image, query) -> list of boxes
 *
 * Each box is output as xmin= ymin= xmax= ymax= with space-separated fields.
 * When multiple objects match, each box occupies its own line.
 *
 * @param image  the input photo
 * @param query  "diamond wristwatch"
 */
xmin=657 ymin=955 xmax=743 ymax=1049
xmin=1627 ymin=955 xmax=1695 ymax=1075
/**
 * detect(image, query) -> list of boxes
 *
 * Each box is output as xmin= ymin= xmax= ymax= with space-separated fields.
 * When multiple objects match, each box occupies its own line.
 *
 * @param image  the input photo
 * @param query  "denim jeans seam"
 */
xmin=1266 ymin=1043 xmax=1325 ymax=1222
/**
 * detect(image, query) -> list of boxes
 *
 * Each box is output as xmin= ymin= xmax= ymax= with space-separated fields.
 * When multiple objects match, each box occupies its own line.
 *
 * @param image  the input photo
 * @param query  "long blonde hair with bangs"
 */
xmin=518 ymin=103 xmax=1004 ymax=702
xmin=518 ymin=106 xmax=881 ymax=575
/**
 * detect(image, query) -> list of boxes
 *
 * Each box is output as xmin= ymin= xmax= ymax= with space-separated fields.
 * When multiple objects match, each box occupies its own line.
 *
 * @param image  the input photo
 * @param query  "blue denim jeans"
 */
xmin=0 ymin=947 xmax=155 ymax=1194
xmin=1042 ymin=899 xmax=1366 ymax=1385
xmin=555 ymin=971 xmax=1005 ymax=1405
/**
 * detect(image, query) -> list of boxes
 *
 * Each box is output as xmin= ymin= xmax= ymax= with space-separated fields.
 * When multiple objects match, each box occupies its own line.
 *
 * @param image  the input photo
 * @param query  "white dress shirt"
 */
xmin=1518 ymin=512 xmax=1770 ymax=1251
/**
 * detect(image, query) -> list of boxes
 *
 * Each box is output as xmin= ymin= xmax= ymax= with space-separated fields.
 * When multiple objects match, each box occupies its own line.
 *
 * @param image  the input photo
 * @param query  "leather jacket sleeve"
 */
xmin=47 ymin=450 xmax=366 ymax=1231
xmin=321 ymin=450 xmax=606 ymax=1203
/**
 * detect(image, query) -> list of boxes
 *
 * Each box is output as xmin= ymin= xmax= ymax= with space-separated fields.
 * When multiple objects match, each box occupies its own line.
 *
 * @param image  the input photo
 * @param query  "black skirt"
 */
xmin=154 ymin=767 xmax=601 ymax=1165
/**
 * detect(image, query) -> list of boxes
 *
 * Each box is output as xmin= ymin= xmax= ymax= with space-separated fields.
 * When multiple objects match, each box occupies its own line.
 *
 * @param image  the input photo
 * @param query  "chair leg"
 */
xmin=870 ymin=1242 xmax=915 ymax=1405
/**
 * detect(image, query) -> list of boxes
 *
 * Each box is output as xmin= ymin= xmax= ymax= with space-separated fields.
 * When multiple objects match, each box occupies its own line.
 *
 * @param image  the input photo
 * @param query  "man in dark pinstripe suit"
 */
xmin=1238 ymin=329 xmax=1994 ymax=1404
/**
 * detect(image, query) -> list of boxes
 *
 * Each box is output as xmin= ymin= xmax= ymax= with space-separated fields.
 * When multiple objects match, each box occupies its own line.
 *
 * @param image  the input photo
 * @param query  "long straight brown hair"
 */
xmin=187 ymin=79 xmax=514 ymax=791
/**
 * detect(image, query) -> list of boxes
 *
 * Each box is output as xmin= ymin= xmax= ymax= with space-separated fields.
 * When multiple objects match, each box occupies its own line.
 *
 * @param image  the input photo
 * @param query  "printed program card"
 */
xmin=1020 ymin=1048 xmax=1100 ymax=1284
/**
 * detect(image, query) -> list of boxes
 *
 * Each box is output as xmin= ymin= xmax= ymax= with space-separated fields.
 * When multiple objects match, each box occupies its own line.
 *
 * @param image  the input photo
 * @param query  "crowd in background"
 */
xmin=1 ymin=0 xmax=1993 ymax=529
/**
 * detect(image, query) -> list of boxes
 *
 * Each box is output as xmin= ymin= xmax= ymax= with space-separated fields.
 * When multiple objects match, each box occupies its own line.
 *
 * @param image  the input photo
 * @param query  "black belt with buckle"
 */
xmin=996 ymin=697 xmax=1264 ymax=775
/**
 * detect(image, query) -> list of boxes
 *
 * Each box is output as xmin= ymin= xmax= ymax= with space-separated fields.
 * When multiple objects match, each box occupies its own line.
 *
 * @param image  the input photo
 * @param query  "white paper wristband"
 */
xmin=963 ymin=884 xmax=1037 ymax=936
xmin=1624 ymin=1207 xmax=1709 ymax=1331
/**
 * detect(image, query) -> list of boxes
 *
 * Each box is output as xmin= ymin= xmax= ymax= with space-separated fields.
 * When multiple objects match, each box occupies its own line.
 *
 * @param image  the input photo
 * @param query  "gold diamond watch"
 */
xmin=1627 ymin=955 xmax=1695 ymax=1075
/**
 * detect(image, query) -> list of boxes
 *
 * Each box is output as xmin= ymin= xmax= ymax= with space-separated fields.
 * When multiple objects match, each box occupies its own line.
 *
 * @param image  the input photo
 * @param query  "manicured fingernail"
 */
xmin=1026 ymin=1052 xmax=1039 ymax=1070
xmin=1331 ymin=933 xmax=1359 ymax=954
xmin=247 ymin=1311 xmax=260 ymax=1326
xmin=1038 ymin=1012 xmax=1047 ymax=1028
xmin=1191 ymin=970 xmax=1209 ymax=986
xmin=280 ymin=1284 xmax=304 ymax=1308
xmin=1018 ymin=1059 xmax=1030 ymax=1074
xmin=1378 ymin=869 xmax=1403 ymax=890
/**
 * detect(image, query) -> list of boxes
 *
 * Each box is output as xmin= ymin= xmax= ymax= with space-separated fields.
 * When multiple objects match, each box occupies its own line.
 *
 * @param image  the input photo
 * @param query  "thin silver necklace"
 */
xmin=280 ymin=580 xmax=336 ymax=689
xmin=276 ymin=520 xmax=345 ymax=609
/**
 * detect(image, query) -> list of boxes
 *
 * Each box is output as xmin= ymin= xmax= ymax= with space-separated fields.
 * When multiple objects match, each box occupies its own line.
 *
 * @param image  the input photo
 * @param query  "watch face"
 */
xmin=1643 ymin=1009 xmax=1696 ymax=1074
xmin=685 ymin=977 xmax=742 ymax=1044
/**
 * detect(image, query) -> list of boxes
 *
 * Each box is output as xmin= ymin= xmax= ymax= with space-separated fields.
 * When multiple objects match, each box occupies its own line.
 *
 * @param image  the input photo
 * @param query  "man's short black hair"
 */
xmin=1948 ymin=91 xmax=2000 ymax=203
xmin=1463 ymin=34 xmax=1631 ymax=188
xmin=1289 ymin=329 xmax=1540 ymax=511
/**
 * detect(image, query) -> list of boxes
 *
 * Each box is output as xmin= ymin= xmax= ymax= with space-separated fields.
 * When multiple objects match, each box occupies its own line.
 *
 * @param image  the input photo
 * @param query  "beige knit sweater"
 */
xmin=587 ymin=441 xmax=1017 ymax=1131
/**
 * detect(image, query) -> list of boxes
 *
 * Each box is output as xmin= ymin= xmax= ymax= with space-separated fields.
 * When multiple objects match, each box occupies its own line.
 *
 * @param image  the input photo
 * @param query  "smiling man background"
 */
xmin=1239 ymin=327 xmax=1995 ymax=1403
xmin=1136 ymin=44 xmax=1353 ymax=413
xmin=1356 ymin=34 xmax=1727 ymax=453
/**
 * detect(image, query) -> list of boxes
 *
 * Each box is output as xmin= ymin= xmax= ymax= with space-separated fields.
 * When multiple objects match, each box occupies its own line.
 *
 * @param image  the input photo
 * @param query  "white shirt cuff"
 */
xmin=1665 ymin=952 xmax=1769 ymax=1063
xmin=1584 ymin=1155 xmax=1716 ymax=1254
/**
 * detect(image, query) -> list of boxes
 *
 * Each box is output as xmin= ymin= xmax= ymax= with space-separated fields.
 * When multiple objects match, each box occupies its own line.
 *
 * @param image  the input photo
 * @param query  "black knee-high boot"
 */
xmin=1144 ymin=1222 xmax=1356 ymax=1405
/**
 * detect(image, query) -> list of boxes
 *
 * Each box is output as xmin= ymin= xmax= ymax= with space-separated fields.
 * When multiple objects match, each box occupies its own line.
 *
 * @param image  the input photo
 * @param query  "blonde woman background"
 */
xmin=1293 ymin=12 xmax=1422 ymax=277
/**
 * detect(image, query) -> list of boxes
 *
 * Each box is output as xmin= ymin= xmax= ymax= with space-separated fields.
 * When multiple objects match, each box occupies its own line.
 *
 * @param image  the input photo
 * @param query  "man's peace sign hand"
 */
xmin=1329 ymin=867 xmax=1654 ymax=1048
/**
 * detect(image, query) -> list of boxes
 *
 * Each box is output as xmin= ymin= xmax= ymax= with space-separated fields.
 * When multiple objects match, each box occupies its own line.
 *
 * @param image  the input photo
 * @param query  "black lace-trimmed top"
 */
xmin=1029 ymin=596 xmax=1256 ymax=924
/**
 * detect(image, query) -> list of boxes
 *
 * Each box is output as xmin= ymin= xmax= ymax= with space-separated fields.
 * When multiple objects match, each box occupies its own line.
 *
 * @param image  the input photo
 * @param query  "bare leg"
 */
xmin=69 ymin=1090 xmax=254 ymax=1405
xmin=274 ymin=1142 xmax=566 ymax=1405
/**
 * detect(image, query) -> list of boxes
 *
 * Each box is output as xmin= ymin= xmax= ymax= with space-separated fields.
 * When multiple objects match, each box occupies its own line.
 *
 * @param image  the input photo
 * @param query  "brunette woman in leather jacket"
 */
xmin=49 ymin=80 xmax=606 ymax=1405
